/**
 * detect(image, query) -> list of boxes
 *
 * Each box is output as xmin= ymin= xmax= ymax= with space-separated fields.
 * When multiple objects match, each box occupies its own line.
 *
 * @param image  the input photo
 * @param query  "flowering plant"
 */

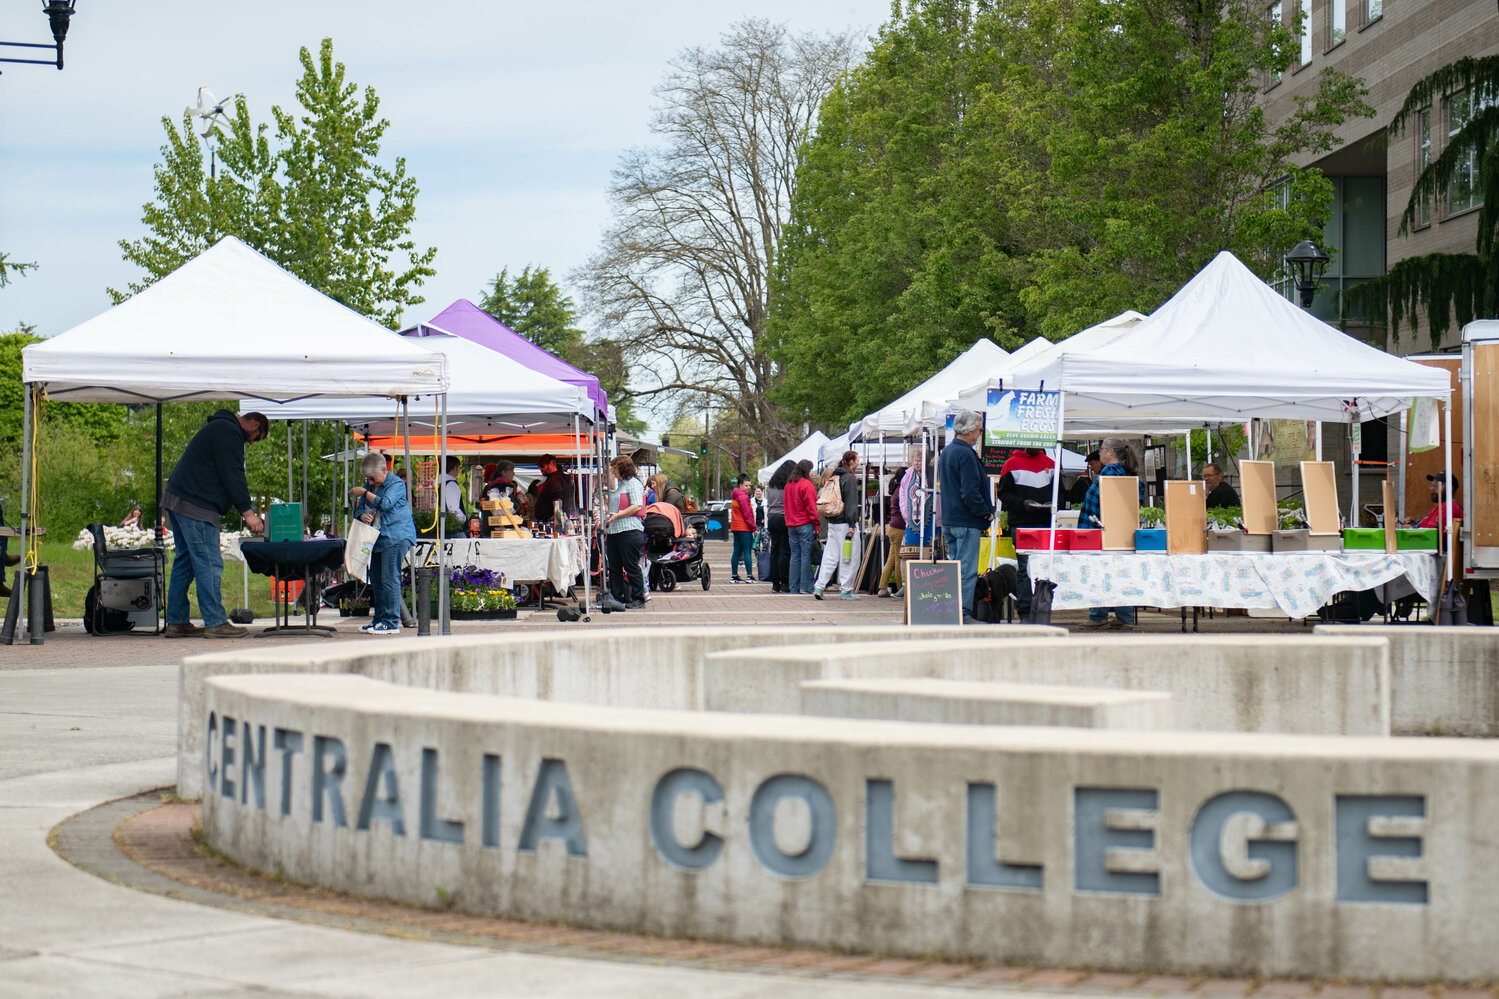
xmin=448 ymin=565 xmax=515 ymax=612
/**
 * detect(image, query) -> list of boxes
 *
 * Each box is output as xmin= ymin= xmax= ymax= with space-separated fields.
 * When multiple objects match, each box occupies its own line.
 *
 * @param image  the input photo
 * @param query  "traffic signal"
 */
xmin=699 ymin=439 xmax=709 ymax=456
xmin=660 ymin=435 xmax=670 ymax=448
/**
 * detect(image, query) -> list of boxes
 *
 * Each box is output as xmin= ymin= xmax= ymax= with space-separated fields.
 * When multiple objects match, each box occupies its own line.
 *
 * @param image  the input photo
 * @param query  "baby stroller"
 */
xmin=643 ymin=502 xmax=710 ymax=591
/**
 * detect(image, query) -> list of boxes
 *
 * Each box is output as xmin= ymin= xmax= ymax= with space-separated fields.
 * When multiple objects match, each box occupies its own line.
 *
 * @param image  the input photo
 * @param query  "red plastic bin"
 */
xmin=1065 ymin=529 xmax=1103 ymax=551
xmin=1014 ymin=528 xmax=1066 ymax=551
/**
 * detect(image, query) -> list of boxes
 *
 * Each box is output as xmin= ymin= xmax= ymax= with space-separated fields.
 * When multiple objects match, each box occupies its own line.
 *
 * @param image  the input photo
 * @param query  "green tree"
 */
xmin=771 ymin=0 xmax=1371 ymax=427
xmin=479 ymin=265 xmax=646 ymax=434
xmin=112 ymin=37 xmax=435 ymax=328
xmin=1347 ymin=56 xmax=1499 ymax=348
xmin=0 ymin=252 xmax=36 ymax=289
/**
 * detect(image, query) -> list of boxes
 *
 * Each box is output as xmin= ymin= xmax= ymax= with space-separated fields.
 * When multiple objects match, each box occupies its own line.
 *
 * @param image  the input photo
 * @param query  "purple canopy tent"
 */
xmin=427 ymin=299 xmax=607 ymax=415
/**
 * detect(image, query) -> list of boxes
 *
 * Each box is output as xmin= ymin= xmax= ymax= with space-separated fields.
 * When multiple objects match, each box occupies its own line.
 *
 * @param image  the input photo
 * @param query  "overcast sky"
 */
xmin=0 ymin=0 xmax=887 ymax=350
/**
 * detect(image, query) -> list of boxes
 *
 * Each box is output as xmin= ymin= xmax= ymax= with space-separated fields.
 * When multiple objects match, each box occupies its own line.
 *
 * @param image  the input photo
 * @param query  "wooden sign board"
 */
xmin=1382 ymin=478 xmax=1397 ymax=553
xmin=1165 ymin=480 xmax=1208 ymax=554
xmin=1300 ymin=461 xmax=1340 ymax=535
xmin=1099 ymin=476 xmax=1140 ymax=551
xmin=1241 ymin=460 xmax=1277 ymax=535
xmin=905 ymin=560 xmax=965 ymax=626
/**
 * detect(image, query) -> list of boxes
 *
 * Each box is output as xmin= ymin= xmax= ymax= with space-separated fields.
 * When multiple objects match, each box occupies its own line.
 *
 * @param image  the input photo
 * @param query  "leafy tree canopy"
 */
xmin=770 ymin=0 xmax=1371 ymax=428
xmin=113 ymin=37 xmax=435 ymax=328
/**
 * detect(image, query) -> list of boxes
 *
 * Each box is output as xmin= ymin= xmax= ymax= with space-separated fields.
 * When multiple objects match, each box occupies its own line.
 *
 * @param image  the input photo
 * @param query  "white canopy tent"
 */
xmin=818 ymin=432 xmax=909 ymax=471
xmin=849 ymin=338 xmax=1010 ymax=442
xmin=758 ymin=431 xmax=830 ymax=485
xmin=254 ymin=324 xmax=592 ymax=435
xmin=23 ymin=237 xmax=448 ymax=403
xmin=11 ymin=236 xmax=453 ymax=644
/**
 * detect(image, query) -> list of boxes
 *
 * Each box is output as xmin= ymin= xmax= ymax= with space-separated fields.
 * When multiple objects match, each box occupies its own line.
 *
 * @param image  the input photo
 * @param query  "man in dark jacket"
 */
xmin=997 ymin=447 xmax=1055 ymax=618
xmin=534 ymin=454 xmax=569 ymax=523
xmin=163 ymin=410 xmax=269 ymax=638
xmin=938 ymin=409 xmax=996 ymax=621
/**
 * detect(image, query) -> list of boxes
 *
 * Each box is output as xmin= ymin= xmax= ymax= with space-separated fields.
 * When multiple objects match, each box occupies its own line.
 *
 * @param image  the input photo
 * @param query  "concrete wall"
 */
xmin=178 ymin=625 xmax=1062 ymax=798
xmin=799 ymin=678 xmax=1173 ymax=730
xmin=1316 ymin=626 xmax=1499 ymax=735
xmin=202 ymin=672 xmax=1499 ymax=981
xmin=705 ymin=636 xmax=1392 ymax=737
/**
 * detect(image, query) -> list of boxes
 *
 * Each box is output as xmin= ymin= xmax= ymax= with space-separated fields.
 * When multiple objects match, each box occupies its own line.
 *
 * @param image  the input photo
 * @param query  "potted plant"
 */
xmin=1206 ymin=506 xmax=1242 ymax=530
xmin=1138 ymin=507 xmax=1165 ymax=529
xmin=446 ymin=565 xmax=517 ymax=620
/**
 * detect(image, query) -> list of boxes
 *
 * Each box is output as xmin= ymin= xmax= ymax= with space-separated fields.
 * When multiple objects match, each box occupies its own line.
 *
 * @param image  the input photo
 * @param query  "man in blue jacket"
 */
xmin=938 ymin=408 xmax=996 ymax=621
xmin=162 ymin=410 xmax=269 ymax=638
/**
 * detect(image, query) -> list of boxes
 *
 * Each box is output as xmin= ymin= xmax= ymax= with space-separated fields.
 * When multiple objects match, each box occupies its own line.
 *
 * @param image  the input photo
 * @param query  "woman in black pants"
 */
xmin=765 ymin=460 xmax=795 ymax=592
xmin=604 ymin=455 xmax=646 ymax=608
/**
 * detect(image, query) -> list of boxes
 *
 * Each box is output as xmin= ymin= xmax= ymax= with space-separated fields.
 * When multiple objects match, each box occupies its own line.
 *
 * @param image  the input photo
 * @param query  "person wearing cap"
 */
xmin=1401 ymin=474 xmax=1464 ymax=530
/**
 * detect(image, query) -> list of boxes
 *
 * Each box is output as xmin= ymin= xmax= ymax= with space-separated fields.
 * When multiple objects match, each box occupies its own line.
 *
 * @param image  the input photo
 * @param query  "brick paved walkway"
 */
xmin=55 ymin=793 xmax=1484 ymax=998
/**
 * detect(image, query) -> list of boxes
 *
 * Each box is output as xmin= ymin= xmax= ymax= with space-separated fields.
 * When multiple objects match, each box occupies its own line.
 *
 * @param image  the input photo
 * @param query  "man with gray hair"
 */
xmin=938 ymin=408 xmax=995 ymax=622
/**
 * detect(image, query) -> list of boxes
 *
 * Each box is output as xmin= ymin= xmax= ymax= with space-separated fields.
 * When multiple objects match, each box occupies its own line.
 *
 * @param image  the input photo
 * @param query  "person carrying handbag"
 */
xmin=349 ymin=452 xmax=417 ymax=635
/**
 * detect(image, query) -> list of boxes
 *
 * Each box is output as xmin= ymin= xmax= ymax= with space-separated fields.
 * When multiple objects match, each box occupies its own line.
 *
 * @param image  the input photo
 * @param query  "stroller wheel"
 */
xmin=656 ymin=571 xmax=677 ymax=593
xmin=701 ymin=563 xmax=712 ymax=590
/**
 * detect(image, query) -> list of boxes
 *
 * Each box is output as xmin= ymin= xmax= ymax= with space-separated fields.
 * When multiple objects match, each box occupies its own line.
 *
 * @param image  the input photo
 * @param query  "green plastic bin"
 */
xmin=1341 ymin=528 xmax=1384 ymax=550
xmin=1395 ymin=528 xmax=1440 ymax=551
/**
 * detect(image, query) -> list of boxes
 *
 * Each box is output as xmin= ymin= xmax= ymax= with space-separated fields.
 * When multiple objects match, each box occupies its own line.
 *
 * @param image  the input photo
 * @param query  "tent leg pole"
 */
xmin=301 ymin=421 xmax=309 ymax=517
xmin=155 ymin=403 xmax=164 ymax=548
xmin=13 ymin=385 xmax=33 ymax=644
xmin=1444 ymin=403 xmax=1455 ymax=586
xmin=438 ymin=396 xmax=449 ymax=636
xmin=286 ymin=420 xmax=293 ymax=504
xmin=1351 ymin=422 xmax=1361 ymax=528
xmin=1397 ymin=409 xmax=1408 ymax=524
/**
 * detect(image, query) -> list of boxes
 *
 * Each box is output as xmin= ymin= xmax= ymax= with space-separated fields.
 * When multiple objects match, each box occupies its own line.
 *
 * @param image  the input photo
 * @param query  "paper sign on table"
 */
xmin=1300 ymin=461 xmax=1340 ymax=535
xmin=1099 ymin=476 xmax=1140 ymax=551
xmin=1241 ymin=460 xmax=1277 ymax=535
xmin=1165 ymin=481 xmax=1208 ymax=554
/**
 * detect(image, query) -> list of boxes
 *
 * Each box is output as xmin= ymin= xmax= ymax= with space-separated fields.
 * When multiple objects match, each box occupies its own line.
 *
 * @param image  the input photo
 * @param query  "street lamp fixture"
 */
xmin=1284 ymin=239 xmax=1330 ymax=309
xmin=0 ymin=1 xmax=77 ymax=72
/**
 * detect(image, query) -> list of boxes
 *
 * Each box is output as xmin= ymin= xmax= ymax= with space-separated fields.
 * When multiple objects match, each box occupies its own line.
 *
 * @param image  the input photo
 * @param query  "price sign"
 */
xmin=986 ymin=388 xmax=1061 ymax=449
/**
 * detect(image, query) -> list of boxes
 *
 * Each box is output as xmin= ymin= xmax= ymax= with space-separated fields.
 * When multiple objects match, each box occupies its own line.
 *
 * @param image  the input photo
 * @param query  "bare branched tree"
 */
xmin=579 ymin=19 xmax=857 ymax=458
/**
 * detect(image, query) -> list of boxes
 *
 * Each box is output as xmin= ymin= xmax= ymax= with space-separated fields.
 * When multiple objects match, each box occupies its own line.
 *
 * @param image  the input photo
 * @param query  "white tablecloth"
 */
xmin=410 ymin=537 xmax=584 ymax=593
xmin=1025 ymin=551 xmax=1443 ymax=619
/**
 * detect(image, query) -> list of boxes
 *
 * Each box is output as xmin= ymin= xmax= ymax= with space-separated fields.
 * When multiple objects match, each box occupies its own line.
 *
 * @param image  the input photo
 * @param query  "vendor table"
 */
xmin=410 ymin=536 xmax=584 ymax=602
xmin=238 ymin=538 xmax=345 ymax=637
xmin=1026 ymin=550 xmax=1443 ymax=620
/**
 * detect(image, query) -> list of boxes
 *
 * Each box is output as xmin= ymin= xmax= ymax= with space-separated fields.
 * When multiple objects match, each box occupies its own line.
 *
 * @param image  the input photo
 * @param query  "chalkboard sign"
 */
xmin=904 ymin=560 xmax=965 ymax=626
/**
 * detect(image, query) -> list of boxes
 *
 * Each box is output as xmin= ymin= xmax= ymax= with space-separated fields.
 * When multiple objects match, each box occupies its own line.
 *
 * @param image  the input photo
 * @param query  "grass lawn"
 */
xmin=23 ymin=538 xmax=282 ymax=622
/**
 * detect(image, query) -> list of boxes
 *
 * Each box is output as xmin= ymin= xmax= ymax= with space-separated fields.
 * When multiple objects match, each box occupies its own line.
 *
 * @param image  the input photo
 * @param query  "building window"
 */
xmin=1366 ymin=0 xmax=1382 ymax=22
xmin=1300 ymin=0 xmax=1312 ymax=65
xmin=1331 ymin=0 xmax=1346 ymax=45
xmin=1448 ymin=89 xmax=1491 ymax=215
xmin=1418 ymin=108 xmax=1431 ymax=227
xmin=1269 ymin=0 xmax=1283 ymax=86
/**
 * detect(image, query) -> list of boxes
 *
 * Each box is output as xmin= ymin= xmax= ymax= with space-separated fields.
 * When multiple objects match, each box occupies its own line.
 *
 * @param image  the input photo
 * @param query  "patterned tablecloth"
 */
xmin=1025 ymin=551 xmax=1443 ymax=619
xmin=409 ymin=537 xmax=585 ymax=592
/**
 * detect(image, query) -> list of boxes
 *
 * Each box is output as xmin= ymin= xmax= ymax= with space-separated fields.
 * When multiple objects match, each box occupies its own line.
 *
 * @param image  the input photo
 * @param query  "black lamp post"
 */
xmin=1284 ymin=238 xmax=1330 ymax=309
xmin=0 ymin=1 xmax=77 ymax=73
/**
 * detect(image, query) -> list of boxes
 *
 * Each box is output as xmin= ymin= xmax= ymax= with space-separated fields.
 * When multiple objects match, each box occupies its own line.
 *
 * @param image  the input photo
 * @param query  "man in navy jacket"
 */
xmin=938 ymin=409 xmax=995 ymax=621
xmin=162 ymin=409 xmax=268 ymax=638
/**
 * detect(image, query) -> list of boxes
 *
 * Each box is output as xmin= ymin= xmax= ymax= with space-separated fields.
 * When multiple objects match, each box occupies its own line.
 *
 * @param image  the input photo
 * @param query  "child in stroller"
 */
xmin=643 ymin=502 xmax=710 ymax=591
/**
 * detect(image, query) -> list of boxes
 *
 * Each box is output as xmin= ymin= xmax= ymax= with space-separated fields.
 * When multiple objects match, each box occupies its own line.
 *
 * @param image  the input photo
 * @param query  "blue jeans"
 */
xmin=167 ymin=510 xmax=225 ymax=627
xmin=1088 ymin=605 xmax=1137 ymax=625
xmin=788 ymin=524 xmax=815 ymax=594
xmin=372 ymin=540 xmax=411 ymax=629
xmin=943 ymin=525 xmax=982 ymax=618
xmin=731 ymin=530 xmax=755 ymax=579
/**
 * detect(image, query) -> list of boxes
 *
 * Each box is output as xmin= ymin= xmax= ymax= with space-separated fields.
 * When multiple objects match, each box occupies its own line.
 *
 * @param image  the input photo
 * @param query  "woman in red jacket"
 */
xmin=783 ymin=459 xmax=820 ymax=595
xmin=729 ymin=474 xmax=758 ymax=582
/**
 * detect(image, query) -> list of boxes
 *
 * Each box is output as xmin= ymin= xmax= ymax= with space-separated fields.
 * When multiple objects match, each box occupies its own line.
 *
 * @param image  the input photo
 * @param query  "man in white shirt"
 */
xmin=438 ymin=456 xmax=467 ymax=521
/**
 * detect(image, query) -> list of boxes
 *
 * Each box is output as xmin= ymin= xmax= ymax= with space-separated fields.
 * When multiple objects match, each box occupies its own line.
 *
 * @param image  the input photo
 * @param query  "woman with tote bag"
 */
xmin=348 ymin=452 xmax=417 ymax=635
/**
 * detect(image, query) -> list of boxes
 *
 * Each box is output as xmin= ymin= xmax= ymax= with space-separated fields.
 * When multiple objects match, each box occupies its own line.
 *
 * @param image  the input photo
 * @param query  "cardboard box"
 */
xmin=1343 ymin=528 xmax=1386 ymax=551
xmin=1135 ymin=529 xmax=1168 ymax=551
xmin=1207 ymin=530 xmax=1271 ymax=553
xmin=1395 ymin=528 xmax=1440 ymax=551
xmin=479 ymin=499 xmax=503 ymax=511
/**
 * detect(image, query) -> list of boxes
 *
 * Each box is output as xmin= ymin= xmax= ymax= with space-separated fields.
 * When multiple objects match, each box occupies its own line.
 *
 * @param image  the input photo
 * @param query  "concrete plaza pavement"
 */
xmin=0 ymin=542 xmax=1335 ymax=997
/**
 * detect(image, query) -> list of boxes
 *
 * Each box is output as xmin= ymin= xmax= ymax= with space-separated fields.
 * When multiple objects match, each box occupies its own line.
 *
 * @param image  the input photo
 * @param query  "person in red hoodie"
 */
xmin=783 ymin=459 xmax=820 ymax=594
xmin=997 ymin=447 xmax=1055 ymax=619
xmin=729 ymin=474 xmax=758 ymax=582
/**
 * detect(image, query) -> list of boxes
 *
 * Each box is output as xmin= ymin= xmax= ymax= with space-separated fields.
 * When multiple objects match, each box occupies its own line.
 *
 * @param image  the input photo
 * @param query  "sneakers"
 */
xmin=812 ymin=587 xmax=824 ymax=600
xmin=202 ymin=622 xmax=249 ymax=639
xmin=1107 ymin=618 xmax=1134 ymax=630
xmin=876 ymin=588 xmax=890 ymax=598
xmin=1079 ymin=619 xmax=1111 ymax=630
xmin=359 ymin=622 xmax=399 ymax=635
xmin=731 ymin=576 xmax=744 ymax=584
xmin=839 ymin=591 xmax=861 ymax=600
xmin=627 ymin=599 xmax=646 ymax=609
xmin=163 ymin=622 xmax=203 ymax=638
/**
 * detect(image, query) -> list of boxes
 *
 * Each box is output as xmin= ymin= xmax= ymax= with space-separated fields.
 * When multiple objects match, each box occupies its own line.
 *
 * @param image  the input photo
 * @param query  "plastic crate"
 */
xmin=1395 ymin=528 xmax=1440 ymax=551
xmin=1066 ymin=529 xmax=1103 ymax=551
xmin=1134 ymin=529 xmax=1168 ymax=551
xmin=1341 ymin=528 xmax=1385 ymax=551
xmin=1014 ymin=527 xmax=1064 ymax=550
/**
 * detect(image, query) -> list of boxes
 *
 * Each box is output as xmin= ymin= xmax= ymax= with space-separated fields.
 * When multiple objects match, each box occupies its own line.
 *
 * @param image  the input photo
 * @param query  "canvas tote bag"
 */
xmin=344 ymin=515 xmax=381 ymax=583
